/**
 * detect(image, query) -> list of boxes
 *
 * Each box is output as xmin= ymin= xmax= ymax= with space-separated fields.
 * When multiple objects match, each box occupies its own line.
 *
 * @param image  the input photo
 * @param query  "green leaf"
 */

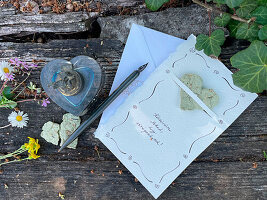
xmin=251 ymin=6 xmax=267 ymax=25
xmin=228 ymin=19 xmax=241 ymax=37
xmin=27 ymin=81 xmax=37 ymax=91
xmin=236 ymin=23 xmax=259 ymax=40
xmin=236 ymin=0 xmax=258 ymax=18
xmin=195 ymin=29 xmax=225 ymax=57
xmin=2 ymin=86 xmax=14 ymax=100
xmin=214 ymin=13 xmax=231 ymax=27
xmin=258 ymin=25 xmax=267 ymax=40
xmin=210 ymin=0 xmax=226 ymax=4
xmin=264 ymin=151 xmax=267 ymax=160
xmin=0 ymin=96 xmax=17 ymax=109
xmin=225 ymin=0 xmax=244 ymax=8
xmin=231 ymin=40 xmax=267 ymax=93
xmin=214 ymin=0 xmax=226 ymax=3
xmin=257 ymin=0 xmax=267 ymax=7
xmin=145 ymin=0 xmax=170 ymax=11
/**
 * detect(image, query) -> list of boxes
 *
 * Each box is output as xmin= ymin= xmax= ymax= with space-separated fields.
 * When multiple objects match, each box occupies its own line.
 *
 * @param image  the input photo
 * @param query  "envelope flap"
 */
xmin=99 ymin=24 xmax=184 ymax=125
xmin=137 ymin=25 xmax=184 ymax=67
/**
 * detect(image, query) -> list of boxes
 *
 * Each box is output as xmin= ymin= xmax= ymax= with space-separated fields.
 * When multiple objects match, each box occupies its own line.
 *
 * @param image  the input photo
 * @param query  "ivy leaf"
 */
xmin=214 ymin=13 xmax=231 ymax=27
xmin=214 ymin=0 xmax=226 ymax=3
xmin=228 ymin=19 xmax=241 ymax=37
xmin=2 ymin=86 xmax=14 ymax=100
xmin=209 ymin=0 xmax=226 ymax=4
xmin=236 ymin=0 xmax=258 ymax=18
xmin=145 ymin=0 xmax=170 ymax=11
xmin=236 ymin=23 xmax=259 ymax=40
xmin=231 ymin=40 xmax=267 ymax=93
xmin=257 ymin=0 xmax=267 ymax=7
xmin=225 ymin=0 xmax=244 ymax=8
xmin=258 ymin=25 xmax=267 ymax=40
xmin=195 ymin=29 xmax=225 ymax=57
xmin=251 ymin=6 xmax=267 ymax=25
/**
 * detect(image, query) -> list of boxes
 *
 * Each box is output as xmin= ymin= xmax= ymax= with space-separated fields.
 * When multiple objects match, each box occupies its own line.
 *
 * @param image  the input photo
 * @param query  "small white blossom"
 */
xmin=8 ymin=111 xmax=29 ymax=128
xmin=0 ymin=61 xmax=13 ymax=80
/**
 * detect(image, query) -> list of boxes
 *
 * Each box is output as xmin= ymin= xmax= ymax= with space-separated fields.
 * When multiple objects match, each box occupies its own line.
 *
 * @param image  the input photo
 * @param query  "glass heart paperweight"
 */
xmin=40 ymin=56 xmax=103 ymax=116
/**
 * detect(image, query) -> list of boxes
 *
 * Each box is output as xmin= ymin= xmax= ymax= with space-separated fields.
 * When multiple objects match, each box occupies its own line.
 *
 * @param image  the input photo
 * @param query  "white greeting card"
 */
xmin=94 ymin=35 xmax=257 ymax=199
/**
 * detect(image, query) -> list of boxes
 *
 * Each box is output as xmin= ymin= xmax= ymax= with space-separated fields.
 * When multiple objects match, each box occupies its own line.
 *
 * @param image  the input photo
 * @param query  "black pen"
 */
xmin=58 ymin=63 xmax=148 ymax=152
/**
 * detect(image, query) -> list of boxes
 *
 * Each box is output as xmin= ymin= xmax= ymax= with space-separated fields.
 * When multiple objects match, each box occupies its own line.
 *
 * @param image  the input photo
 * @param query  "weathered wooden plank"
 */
xmin=98 ymin=4 xmax=227 ymax=43
xmin=0 ymin=11 xmax=98 ymax=38
xmin=0 ymin=97 xmax=266 ymax=163
xmin=0 ymin=0 xmax=146 ymax=16
xmin=0 ymin=160 xmax=266 ymax=199
xmin=0 ymin=0 xmax=147 ymax=39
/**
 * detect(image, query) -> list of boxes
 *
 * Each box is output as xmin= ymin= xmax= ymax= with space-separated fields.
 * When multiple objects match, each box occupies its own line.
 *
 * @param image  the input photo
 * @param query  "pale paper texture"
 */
xmin=99 ymin=23 xmax=184 ymax=125
xmin=95 ymin=35 xmax=257 ymax=198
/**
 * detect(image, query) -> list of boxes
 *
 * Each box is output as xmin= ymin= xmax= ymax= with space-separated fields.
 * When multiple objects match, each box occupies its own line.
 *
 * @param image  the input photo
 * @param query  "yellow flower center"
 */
xmin=3 ymin=67 xmax=9 ymax=73
xmin=16 ymin=115 xmax=23 ymax=121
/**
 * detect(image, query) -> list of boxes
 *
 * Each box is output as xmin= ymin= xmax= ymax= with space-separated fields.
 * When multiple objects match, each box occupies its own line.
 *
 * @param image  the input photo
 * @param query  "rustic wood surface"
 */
xmin=0 ymin=1 xmax=267 ymax=200
xmin=0 ymin=38 xmax=266 ymax=200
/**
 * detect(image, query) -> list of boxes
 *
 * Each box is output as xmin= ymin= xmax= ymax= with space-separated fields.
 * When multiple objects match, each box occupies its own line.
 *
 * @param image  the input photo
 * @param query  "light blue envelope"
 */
xmin=99 ymin=23 xmax=185 ymax=124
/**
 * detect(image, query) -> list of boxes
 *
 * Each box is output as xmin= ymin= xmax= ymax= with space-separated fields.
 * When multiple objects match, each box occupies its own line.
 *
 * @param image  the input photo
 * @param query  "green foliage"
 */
xmin=195 ymin=29 xmax=225 ymax=57
xmin=228 ymin=19 xmax=241 ymax=37
xmin=231 ymin=40 xmax=267 ymax=93
xmin=258 ymin=25 xmax=267 ymax=40
xmin=235 ymin=23 xmax=259 ymax=40
xmin=251 ymin=6 xmax=267 ymax=25
xmin=225 ymin=0 xmax=244 ymax=8
xmin=0 ymin=96 xmax=17 ymax=109
xmin=236 ymin=0 xmax=258 ymax=18
xmin=214 ymin=13 xmax=231 ymax=27
xmin=207 ymin=0 xmax=226 ymax=5
xmin=257 ymin=0 xmax=267 ymax=6
xmin=145 ymin=0 xmax=170 ymax=11
xmin=194 ymin=0 xmax=267 ymax=93
xmin=2 ymin=86 xmax=14 ymax=100
xmin=264 ymin=151 xmax=267 ymax=160
xmin=144 ymin=0 xmax=267 ymax=93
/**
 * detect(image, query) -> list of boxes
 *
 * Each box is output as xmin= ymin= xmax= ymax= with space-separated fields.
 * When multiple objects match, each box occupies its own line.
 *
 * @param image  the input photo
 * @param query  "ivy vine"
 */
xmin=145 ymin=0 xmax=267 ymax=93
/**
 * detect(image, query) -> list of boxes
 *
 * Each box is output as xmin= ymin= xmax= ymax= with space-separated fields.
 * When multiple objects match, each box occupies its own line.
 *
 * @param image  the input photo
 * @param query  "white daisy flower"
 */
xmin=0 ymin=61 xmax=14 ymax=80
xmin=8 ymin=111 xmax=29 ymax=128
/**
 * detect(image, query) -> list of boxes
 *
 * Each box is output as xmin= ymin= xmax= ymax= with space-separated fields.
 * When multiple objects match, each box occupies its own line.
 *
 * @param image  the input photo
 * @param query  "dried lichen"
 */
xmin=180 ymin=74 xmax=219 ymax=110
xmin=59 ymin=113 xmax=81 ymax=149
xmin=41 ymin=113 xmax=81 ymax=149
xmin=41 ymin=121 xmax=60 ymax=145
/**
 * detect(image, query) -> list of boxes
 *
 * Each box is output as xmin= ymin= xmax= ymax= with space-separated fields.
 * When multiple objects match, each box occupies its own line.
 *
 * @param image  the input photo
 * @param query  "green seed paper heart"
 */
xmin=180 ymin=74 xmax=219 ymax=110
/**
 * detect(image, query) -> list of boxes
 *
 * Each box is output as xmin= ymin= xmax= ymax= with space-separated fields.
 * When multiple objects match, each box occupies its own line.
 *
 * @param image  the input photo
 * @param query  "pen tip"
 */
xmin=138 ymin=63 xmax=148 ymax=72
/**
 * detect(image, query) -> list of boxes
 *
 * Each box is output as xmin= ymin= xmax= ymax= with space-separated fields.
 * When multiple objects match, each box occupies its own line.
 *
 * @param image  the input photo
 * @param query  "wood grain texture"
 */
xmin=98 ymin=4 xmax=227 ymax=43
xmin=0 ymin=10 xmax=97 ymax=38
xmin=0 ymin=39 xmax=266 ymax=199
xmin=0 ymin=161 xmax=267 ymax=200
xmin=0 ymin=0 xmax=145 ymax=39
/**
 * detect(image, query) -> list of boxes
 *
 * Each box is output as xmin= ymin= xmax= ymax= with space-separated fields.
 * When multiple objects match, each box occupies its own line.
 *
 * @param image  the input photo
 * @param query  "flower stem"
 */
xmin=0 ymin=124 xmax=11 ymax=129
xmin=208 ymin=9 xmax=211 ymax=37
xmin=13 ymin=87 xmax=26 ymax=100
xmin=0 ymin=80 xmax=8 ymax=94
xmin=11 ymin=72 xmax=31 ymax=94
xmin=0 ymin=157 xmax=29 ymax=166
xmin=0 ymin=99 xmax=35 ymax=108
xmin=192 ymin=0 xmax=263 ymax=28
xmin=16 ymin=99 xmax=35 ymax=104
xmin=0 ymin=148 xmax=26 ymax=160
